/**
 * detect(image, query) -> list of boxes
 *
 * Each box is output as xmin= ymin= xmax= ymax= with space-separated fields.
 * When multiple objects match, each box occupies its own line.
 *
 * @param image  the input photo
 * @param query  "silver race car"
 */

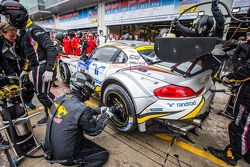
xmin=59 ymin=40 xmax=217 ymax=137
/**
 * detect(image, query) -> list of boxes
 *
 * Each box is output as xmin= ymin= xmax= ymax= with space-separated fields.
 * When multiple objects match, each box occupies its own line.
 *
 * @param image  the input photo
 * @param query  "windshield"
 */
xmin=137 ymin=49 xmax=160 ymax=64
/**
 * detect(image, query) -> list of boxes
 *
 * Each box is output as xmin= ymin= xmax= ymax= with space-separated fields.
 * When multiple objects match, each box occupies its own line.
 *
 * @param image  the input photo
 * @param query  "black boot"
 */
xmin=207 ymin=147 xmax=237 ymax=166
xmin=37 ymin=116 xmax=48 ymax=126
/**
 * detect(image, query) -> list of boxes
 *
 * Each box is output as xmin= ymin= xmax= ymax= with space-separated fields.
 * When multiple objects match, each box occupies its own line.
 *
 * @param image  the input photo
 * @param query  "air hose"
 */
xmin=177 ymin=1 xmax=250 ymax=23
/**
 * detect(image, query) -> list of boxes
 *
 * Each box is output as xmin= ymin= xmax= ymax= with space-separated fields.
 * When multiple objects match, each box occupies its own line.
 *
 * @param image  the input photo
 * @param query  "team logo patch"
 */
xmin=53 ymin=117 xmax=62 ymax=124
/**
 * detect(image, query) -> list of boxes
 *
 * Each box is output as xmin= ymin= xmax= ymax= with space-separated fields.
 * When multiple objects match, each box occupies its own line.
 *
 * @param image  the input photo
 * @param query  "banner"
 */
xmin=35 ymin=17 xmax=55 ymax=29
xmin=104 ymin=0 xmax=200 ymax=25
xmin=59 ymin=6 xmax=98 ymax=30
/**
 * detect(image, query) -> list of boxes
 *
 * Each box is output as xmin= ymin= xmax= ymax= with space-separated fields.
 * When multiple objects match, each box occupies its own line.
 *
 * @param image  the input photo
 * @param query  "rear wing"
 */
xmin=154 ymin=37 xmax=220 ymax=64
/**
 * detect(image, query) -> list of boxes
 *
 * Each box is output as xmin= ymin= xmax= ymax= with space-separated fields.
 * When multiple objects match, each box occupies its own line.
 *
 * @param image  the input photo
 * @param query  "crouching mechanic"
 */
xmin=44 ymin=72 xmax=116 ymax=167
xmin=208 ymin=39 xmax=250 ymax=165
xmin=0 ymin=0 xmax=58 ymax=125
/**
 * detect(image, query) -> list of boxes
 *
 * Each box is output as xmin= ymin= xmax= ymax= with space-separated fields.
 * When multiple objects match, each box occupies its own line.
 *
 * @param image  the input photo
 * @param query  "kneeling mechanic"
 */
xmin=44 ymin=72 xmax=117 ymax=167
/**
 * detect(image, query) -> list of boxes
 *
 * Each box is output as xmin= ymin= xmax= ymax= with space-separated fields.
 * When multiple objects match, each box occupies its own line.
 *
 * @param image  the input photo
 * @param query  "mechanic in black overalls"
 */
xmin=208 ymin=32 xmax=250 ymax=166
xmin=174 ymin=0 xmax=225 ymax=39
xmin=0 ymin=0 xmax=58 ymax=125
xmin=54 ymin=33 xmax=67 ymax=56
xmin=45 ymin=72 xmax=116 ymax=167
xmin=0 ymin=22 xmax=35 ymax=149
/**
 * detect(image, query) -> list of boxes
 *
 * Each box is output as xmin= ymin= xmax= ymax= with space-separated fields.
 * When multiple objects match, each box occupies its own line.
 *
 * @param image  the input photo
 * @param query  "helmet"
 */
xmin=159 ymin=28 xmax=169 ymax=37
xmin=195 ymin=15 xmax=214 ymax=36
xmin=70 ymin=72 xmax=95 ymax=101
xmin=0 ymin=0 xmax=28 ymax=29
xmin=55 ymin=33 xmax=64 ymax=44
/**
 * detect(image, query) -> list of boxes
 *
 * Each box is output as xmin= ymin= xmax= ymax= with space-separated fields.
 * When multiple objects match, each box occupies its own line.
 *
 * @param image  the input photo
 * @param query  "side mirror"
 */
xmin=80 ymin=54 xmax=89 ymax=62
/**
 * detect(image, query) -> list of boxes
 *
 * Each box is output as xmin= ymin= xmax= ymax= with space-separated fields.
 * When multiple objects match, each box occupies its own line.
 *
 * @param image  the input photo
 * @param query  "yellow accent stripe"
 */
xmin=229 ymin=77 xmax=250 ymax=83
xmin=137 ymin=113 xmax=168 ymax=124
xmin=95 ymin=86 xmax=101 ymax=92
xmin=27 ymin=106 xmax=44 ymax=115
xmin=136 ymin=45 xmax=154 ymax=51
xmin=181 ymin=98 xmax=205 ymax=120
xmin=25 ymin=19 xmax=33 ymax=29
xmin=51 ymin=62 xmax=57 ymax=71
xmin=85 ymin=100 xmax=99 ymax=108
xmin=35 ymin=42 xmax=38 ymax=49
xmin=155 ymin=134 xmax=239 ymax=167
xmin=148 ymin=65 xmax=172 ymax=73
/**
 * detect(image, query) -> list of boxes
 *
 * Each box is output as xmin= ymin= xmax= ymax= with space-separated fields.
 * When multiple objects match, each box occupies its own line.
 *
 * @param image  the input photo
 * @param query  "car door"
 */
xmin=84 ymin=46 xmax=119 ymax=85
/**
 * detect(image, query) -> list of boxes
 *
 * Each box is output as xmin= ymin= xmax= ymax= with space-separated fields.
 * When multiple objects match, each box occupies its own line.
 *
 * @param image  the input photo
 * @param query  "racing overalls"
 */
xmin=45 ymin=95 xmax=109 ymax=166
xmin=0 ymin=35 xmax=26 ymax=143
xmin=20 ymin=19 xmax=57 ymax=116
xmin=63 ymin=37 xmax=72 ymax=55
xmin=71 ymin=36 xmax=81 ymax=55
xmin=0 ymin=36 xmax=25 ymax=76
xmin=85 ymin=37 xmax=96 ymax=55
xmin=175 ymin=4 xmax=225 ymax=39
xmin=232 ymin=41 xmax=250 ymax=68
xmin=226 ymin=42 xmax=250 ymax=162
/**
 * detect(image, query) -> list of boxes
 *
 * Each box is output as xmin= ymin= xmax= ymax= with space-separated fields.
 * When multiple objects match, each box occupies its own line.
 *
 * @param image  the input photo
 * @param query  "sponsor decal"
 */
xmin=167 ymin=100 xmax=197 ymax=108
xmin=92 ymin=63 xmax=106 ymax=75
xmin=129 ymin=54 xmax=140 ymax=59
xmin=149 ymin=108 xmax=164 ymax=112
xmin=141 ymin=77 xmax=159 ymax=84
xmin=129 ymin=61 xmax=145 ymax=65
xmin=109 ymin=64 xmax=128 ymax=69
xmin=53 ymin=117 xmax=62 ymax=124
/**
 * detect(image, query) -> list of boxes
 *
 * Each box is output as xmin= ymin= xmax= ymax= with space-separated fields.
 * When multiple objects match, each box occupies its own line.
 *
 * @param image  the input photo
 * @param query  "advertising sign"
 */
xmin=59 ymin=6 xmax=98 ymax=30
xmin=232 ymin=0 xmax=250 ymax=13
xmin=35 ymin=17 xmax=55 ymax=29
xmin=104 ymin=0 xmax=200 ymax=25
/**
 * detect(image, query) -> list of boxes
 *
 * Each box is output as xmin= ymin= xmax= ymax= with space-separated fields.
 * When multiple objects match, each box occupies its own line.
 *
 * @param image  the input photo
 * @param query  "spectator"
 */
xmin=106 ymin=33 xmax=116 ymax=42
xmin=85 ymin=33 xmax=96 ymax=55
xmin=63 ymin=33 xmax=72 ymax=55
xmin=134 ymin=34 xmax=140 ymax=41
xmin=80 ymin=33 xmax=89 ymax=55
xmin=96 ymin=30 xmax=106 ymax=46
xmin=71 ymin=31 xmax=81 ymax=55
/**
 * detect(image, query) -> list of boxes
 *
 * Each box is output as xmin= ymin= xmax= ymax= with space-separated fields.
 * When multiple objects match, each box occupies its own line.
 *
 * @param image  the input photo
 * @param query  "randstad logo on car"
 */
xmin=177 ymin=101 xmax=196 ymax=107
xmin=167 ymin=100 xmax=197 ymax=108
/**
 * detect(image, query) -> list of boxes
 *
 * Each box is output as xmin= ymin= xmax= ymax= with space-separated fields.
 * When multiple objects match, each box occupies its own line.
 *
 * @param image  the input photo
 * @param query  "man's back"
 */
xmin=46 ymin=95 xmax=86 ymax=161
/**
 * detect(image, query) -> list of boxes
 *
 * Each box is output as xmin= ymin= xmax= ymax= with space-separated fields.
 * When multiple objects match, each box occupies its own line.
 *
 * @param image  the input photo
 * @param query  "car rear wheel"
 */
xmin=59 ymin=62 xmax=71 ymax=84
xmin=103 ymin=84 xmax=137 ymax=132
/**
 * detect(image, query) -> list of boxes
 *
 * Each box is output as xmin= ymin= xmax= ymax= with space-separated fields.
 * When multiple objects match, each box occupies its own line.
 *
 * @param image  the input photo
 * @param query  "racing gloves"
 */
xmin=43 ymin=70 xmax=54 ymax=82
xmin=20 ymin=71 xmax=29 ymax=79
xmin=100 ymin=106 xmax=118 ymax=118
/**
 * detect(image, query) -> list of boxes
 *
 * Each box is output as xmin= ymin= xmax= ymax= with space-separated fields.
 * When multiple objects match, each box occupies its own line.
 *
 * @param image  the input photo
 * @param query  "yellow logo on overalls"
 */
xmin=53 ymin=102 xmax=68 ymax=118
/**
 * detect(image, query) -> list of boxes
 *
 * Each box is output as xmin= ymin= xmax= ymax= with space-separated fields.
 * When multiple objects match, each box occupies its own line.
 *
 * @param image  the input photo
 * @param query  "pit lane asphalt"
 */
xmin=1 ymin=81 xmax=249 ymax=167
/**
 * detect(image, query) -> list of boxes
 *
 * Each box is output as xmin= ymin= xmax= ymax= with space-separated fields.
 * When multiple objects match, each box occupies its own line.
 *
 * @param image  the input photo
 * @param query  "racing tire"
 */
xmin=59 ymin=62 xmax=71 ymax=84
xmin=103 ymin=84 xmax=137 ymax=132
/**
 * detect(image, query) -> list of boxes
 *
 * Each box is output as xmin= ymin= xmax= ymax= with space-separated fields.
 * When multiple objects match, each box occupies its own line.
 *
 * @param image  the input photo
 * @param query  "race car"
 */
xmin=59 ymin=41 xmax=156 ymax=84
xmin=59 ymin=40 xmax=216 ymax=136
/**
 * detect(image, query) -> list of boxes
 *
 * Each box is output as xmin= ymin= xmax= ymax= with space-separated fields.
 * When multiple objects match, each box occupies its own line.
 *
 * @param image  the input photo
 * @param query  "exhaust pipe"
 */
xmin=192 ymin=119 xmax=202 ymax=127
xmin=180 ymin=125 xmax=195 ymax=133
